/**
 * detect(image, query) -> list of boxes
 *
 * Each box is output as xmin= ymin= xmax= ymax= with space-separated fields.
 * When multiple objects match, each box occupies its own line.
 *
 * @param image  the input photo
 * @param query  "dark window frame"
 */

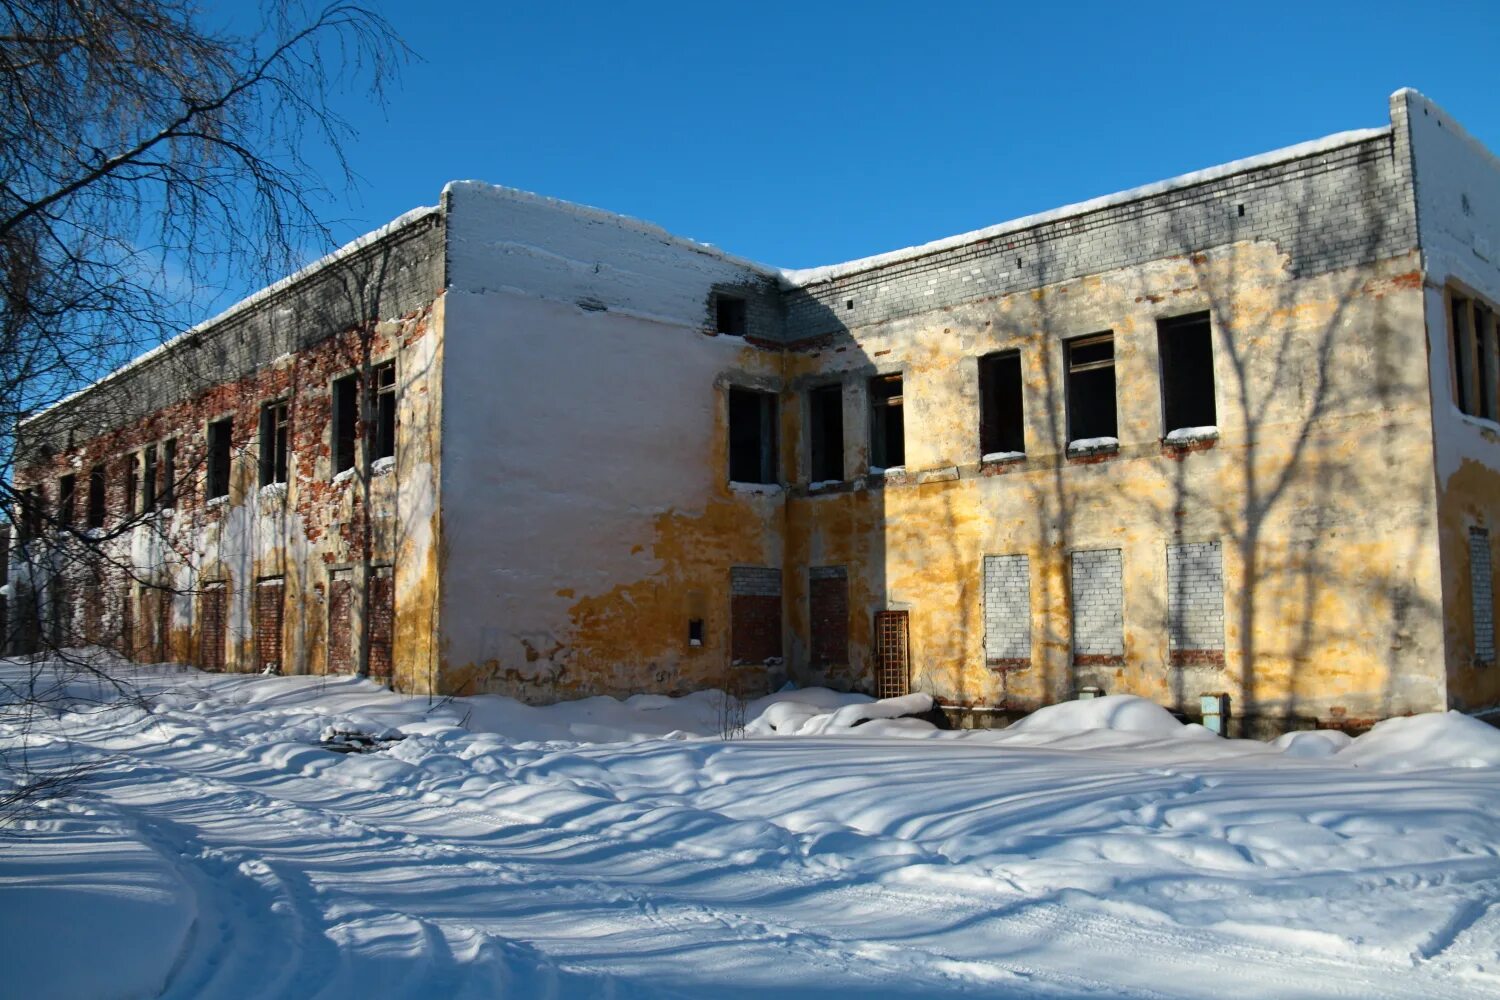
xmin=87 ymin=465 xmax=106 ymax=527
xmin=1157 ymin=311 xmax=1218 ymax=435
xmin=808 ymin=382 xmax=845 ymax=483
xmin=1065 ymin=332 xmax=1119 ymax=445
xmin=331 ymin=372 xmax=358 ymax=477
xmin=371 ymin=361 xmax=396 ymax=464
xmin=714 ymin=294 xmax=748 ymax=337
xmin=57 ymin=473 xmax=76 ymax=529
xmin=978 ymin=350 xmax=1026 ymax=457
xmin=869 ymin=373 xmax=905 ymax=470
xmin=259 ymin=399 xmax=290 ymax=487
xmin=207 ymin=417 xmax=233 ymax=500
xmin=727 ymin=387 xmax=779 ymax=485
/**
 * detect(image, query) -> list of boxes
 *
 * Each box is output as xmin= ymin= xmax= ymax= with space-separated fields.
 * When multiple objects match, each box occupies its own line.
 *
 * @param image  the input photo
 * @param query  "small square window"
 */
xmin=715 ymin=295 xmax=747 ymax=337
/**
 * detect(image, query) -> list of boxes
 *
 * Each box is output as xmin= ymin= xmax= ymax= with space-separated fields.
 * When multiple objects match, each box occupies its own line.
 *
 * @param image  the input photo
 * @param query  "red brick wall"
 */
xmin=810 ymin=569 xmax=849 ymax=665
xmin=255 ymin=579 xmax=283 ymax=672
xmin=327 ymin=574 xmax=354 ymax=674
xmin=731 ymin=594 xmax=781 ymax=664
xmin=199 ymin=584 xmax=226 ymax=671
xmin=368 ymin=568 xmax=393 ymax=680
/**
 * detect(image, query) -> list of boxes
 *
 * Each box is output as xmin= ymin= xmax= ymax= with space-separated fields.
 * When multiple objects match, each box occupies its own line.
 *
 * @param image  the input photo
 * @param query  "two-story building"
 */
xmin=9 ymin=89 xmax=1500 ymax=735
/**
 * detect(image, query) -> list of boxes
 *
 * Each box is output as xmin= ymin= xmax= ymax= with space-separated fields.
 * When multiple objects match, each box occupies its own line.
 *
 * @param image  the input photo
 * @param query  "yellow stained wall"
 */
xmin=785 ymin=243 xmax=1445 ymax=728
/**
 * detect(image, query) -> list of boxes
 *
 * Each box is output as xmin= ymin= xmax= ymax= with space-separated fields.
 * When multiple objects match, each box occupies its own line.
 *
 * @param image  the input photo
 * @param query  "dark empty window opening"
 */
xmin=808 ymin=383 xmax=844 ymax=483
xmin=869 ymin=373 xmax=905 ymax=470
xmin=372 ymin=361 xmax=396 ymax=463
xmin=161 ymin=439 xmax=176 ymax=508
xmin=728 ymin=388 xmax=778 ymax=484
xmin=1452 ymin=294 xmax=1476 ymax=415
xmin=87 ymin=465 xmax=106 ymax=527
xmin=57 ymin=474 xmax=75 ymax=529
xmin=1066 ymin=333 xmax=1118 ymax=445
xmin=259 ymin=400 xmax=290 ymax=486
xmin=688 ymin=618 xmax=704 ymax=647
xmin=979 ymin=351 xmax=1026 ymax=457
xmin=207 ymin=418 xmax=232 ymax=500
xmin=332 ymin=373 xmax=358 ymax=476
xmin=142 ymin=444 xmax=157 ymax=513
xmin=18 ymin=487 xmax=42 ymax=543
xmin=715 ymin=295 xmax=747 ymax=336
xmin=123 ymin=453 xmax=138 ymax=515
xmin=1476 ymin=302 xmax=1496 ymax=422
xmin=1158 ymin=312 xmax=1217 ymax=434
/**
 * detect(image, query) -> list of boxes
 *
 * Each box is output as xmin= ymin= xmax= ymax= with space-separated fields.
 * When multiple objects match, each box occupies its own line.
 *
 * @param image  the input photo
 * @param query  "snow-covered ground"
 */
xmin=3 ymin=659 xmax=1500 ymax=999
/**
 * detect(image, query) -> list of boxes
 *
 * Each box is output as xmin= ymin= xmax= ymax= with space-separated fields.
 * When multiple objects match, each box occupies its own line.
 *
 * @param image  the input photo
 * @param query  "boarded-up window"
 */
xmin=1167 ymin=541 xmax=1225 ymax=666
xmin=367 ymin=566 xmax=394 ymax=680
xmin=255 ymin=577 xmax=284 ymax=673
xmin=1158 ymin=312 xmax=1217 ymax=433
xmin=869 ymin=373 xmax=905 ymax=470
xmin=983 ymin=554 xmax=1030 ymax=666
xmin=808 ymin=384 xmax=844 ymax=483
xmin=809 ymin=566 xmax=848 ymax=665
xmin=979 ymin=351 xmax=1025 ymax=457
xmin=874 ymin=610 xmax=910 ymax=699
xmin=1066 ymin=333 xmax=1118 ymax=445
xmin=327 ymin=569 xmax=354 ymax=674
xmin=119 ymin=585 xmax=134 ymax=661
xmin=198 ymin=582 xmax=226 ymax=671
xmin=728 ymin=388 xmax=778 ymax=485
xmin=730 ymin=566 xmax=782 ymax=664
xmin=1473 ymin=528 xmax=1495 ymax=667
xmin=1071 ymin=548 xmax=1123 ymax=663
xmin=144 ymin=585 xmax=170 ymax=662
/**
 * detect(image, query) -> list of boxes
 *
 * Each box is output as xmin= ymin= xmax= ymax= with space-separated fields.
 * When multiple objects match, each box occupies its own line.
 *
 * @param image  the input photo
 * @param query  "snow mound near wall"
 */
xmin=1006 ymin=694 xmax=1188 ymax=735
xmin=746 ymin=692 xmax=936 ymax=737
xmin=1338 ymin=711 xmax=1500 ymax=771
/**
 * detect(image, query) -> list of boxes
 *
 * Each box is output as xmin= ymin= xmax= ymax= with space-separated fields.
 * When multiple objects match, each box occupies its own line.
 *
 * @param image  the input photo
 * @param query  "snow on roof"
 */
xmin=441 ymin=180 xmax=782 ymax=279
xmin=779 ymin=125 xmax=1392 ymax=288
xmin=21 ymin=205 xmax=441 ymax=427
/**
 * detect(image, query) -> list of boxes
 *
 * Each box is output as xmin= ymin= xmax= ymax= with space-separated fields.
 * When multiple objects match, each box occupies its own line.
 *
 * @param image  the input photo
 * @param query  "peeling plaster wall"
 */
xmin=437 ymin=184 xmax=785 ymax=700
xmin=11 ymin=220 xmax=445 ymax=689
xmin=1404 ymin=90 xmax=1500 ymax=709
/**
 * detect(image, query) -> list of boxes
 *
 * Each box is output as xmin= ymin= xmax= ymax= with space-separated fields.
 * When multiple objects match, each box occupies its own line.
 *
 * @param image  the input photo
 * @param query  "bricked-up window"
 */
xmin=372 ymin=361 xmax=396 ymax=462
xmin=207 ymin=418 xmax=232 ymax=499
xmin=809 ymin=566 xmax=848 ymax=665
xmin=142 ymin=444 xmax=157 ymax=513
xmin=259 ymin=400 xmax=290 ymax=486
xmin=869 ymin=373 xmax=905 ymax=470
xmin=1472 ymin=528 xmax=1495 ymax=667
xmin=57 ymin=474 xmax=75 ymax=529
xmin=808 ymin=384 xmax=844 ymax=483
xmin=728 ymin=388 xmax=778 ymax=484
xmin=1066 ymin=333 xmax=1118 ymax=445
xmin=1167 ymin=541 xmax=1226 ymax=666
xmin=715 ymin=294 xmax=747 ymax=336
xmin=1158 ymin=312 xmax=1217 ymax=434
xmin=255 ymin=576 xmax=284 ymax=672
xmin=160 ymin=439 xmax=176 ymax=508
xmin=332 ymin=373 xmax=358 ymax=476
xmin=1071 ymin=548 xmax=1123 ymax=664
xmin=327 ymin=570 xmax=354 ymax=673
xmin=983 ymin=554 xmax=1031 ymax=666
xmin=730 ymin=565 xmax=782 ymax=664
xmin=198 ymin=582 xmax=227 ymax=671
xmin=87 ymin=465 xmax=105 ymax=527
xmin=979 ymin=351 xmax=1025 ymax=457
xmin=123 ymin=453 xmax=138 ymax=515
xmin=367 ymin=566 xmax=394 ymax=680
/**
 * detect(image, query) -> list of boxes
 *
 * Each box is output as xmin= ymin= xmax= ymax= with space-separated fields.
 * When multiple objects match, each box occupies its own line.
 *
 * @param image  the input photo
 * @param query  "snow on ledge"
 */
xmin=1067 ymin=436 xmax=1119 ymax=454
xmin=981 ymin=450 xmax=1025 ymax=464
xmin=780 ymin=126 xmax=1391 ymax=288
xmin=729 ymin=481 xmax=783 ymax=495
xmin=1164 ymin=425 xmax=1220 ymax=444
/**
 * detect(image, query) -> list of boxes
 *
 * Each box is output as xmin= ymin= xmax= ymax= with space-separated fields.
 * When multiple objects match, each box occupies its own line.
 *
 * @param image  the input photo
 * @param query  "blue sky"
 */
xmin=290 ymin=1 xmax=1500 ymax=271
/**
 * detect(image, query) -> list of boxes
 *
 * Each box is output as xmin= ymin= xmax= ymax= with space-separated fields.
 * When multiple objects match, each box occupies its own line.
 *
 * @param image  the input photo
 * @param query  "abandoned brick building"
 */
xmin=8 ymin=89 xmax=1500 ymax=734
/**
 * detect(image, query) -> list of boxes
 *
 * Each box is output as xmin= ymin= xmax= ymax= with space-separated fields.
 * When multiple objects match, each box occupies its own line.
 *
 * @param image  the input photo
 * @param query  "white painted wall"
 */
xmin=438 ymin=184 xmax=783 ymax=694
xmin=1403 ymin=89 xmax=1500 ymax=479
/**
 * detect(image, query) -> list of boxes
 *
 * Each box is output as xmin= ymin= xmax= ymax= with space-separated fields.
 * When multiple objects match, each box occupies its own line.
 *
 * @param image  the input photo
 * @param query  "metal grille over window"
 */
xmin=874 ymin=610 xmax=910 ymax=699
xmin=1472 ymin=528 xmax=1495 ymax=666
